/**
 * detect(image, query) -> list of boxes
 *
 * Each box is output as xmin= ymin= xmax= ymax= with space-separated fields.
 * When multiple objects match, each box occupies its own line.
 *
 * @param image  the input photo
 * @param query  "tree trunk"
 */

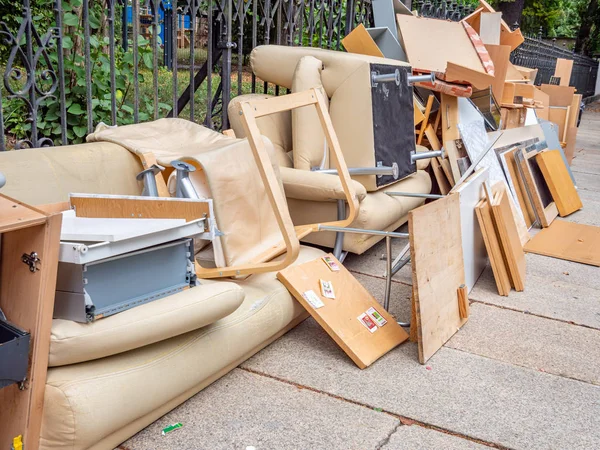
xmin=575 ymin=0 xmax=598 ymax=55
xmin=497 ymin=0 xmax=526 ymax=29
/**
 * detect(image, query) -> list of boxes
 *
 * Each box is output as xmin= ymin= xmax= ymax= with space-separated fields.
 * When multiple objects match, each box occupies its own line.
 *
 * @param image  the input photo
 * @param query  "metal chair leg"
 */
xmin=333 ymin=200 xmax=345 ymax=260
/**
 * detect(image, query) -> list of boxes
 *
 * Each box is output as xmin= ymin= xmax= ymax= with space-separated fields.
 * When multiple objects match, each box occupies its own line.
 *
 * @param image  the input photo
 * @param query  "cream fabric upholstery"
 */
xmin=40 ymin=246 xmax=323 ymax=450
xmin=289 ymin=171 xmax=432 ymax=254
xmin=415 ymin=144 xmax=432 ymax=170
xmin=88 ymin=119 xmax=289 ymax=268
xmin=0 ymin=143 xmax=143 ymax=205
xmin=292 ymin=56 xmax=329 ymax=170
xmin=250 ymin=45 xmax=410 ymax=95
xmin=228 ymin=94 xmax=293 ymax=168
xmin=251 ymin=46 xmax=416 ymax=192
xmin=279 ymin=167 xmax=367 ymax=202
xmin=49 ymin=282 xmax=245 ymax=367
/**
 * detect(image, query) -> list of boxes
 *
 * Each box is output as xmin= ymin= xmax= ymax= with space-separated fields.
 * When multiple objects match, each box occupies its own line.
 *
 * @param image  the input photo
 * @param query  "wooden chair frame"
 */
xmin=195 ymin=87 xmax=359 ymax=278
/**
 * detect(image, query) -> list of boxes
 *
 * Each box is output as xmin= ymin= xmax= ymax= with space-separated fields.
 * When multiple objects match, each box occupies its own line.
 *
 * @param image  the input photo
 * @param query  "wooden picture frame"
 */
xmin=516 ymin=147 xmax=558 ymax=227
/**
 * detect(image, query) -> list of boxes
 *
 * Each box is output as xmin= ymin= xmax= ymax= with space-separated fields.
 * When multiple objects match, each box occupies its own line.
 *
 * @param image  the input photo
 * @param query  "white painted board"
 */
xmin=479 ymin=12 xmax=502 ymax=45
xmin=453 ymin=167 xmax=489 ymax=293
xmin=61 ymin=216 xmax=186 ymax=242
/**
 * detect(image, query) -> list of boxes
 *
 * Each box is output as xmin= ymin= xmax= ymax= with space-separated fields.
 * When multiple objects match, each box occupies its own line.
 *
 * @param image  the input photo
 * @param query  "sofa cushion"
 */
xmin=0 ymin=142 xmax=143 ymax=205
xmin=48 ymin=282 xmax=245 ymax=367
xmin=289 ymin=170 xmax=432 ymax=254
xmin=292 ymin=56 xmax=329 ymax=170
xmin=40 ymin=245 xmax=324 ymax=450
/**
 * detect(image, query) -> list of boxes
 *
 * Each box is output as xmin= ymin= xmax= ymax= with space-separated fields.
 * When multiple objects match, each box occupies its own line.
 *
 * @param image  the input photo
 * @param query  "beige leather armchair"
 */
xmin=228 ymin=45 xmax=432 ymax=257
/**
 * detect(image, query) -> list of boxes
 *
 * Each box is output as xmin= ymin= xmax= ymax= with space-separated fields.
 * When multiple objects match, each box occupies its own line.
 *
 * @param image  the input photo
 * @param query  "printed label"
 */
xmin=302 ymin=290 xmax=325 ymax=309
xmin=358 ymin=312 xmax=378 ymax=333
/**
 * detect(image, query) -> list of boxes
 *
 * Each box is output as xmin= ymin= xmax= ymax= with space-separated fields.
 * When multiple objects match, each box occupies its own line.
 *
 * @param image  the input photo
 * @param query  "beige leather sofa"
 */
xmin=0 ymin=141 xmax=323 ymax=449
xmin=228 ymin=45 xmax=432 ymax=254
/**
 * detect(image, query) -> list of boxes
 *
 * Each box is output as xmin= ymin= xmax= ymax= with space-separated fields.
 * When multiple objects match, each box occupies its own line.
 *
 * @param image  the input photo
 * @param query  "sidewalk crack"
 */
xmin=375 ymin=420 xmax=402 ymax=449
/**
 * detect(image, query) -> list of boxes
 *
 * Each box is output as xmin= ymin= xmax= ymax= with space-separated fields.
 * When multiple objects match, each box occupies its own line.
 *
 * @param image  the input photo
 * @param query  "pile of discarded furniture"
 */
xmin=0 ymin=1 xmax=596 ymax=449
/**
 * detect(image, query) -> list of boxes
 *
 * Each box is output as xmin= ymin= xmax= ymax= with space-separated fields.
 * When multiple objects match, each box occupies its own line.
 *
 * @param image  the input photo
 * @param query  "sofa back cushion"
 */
xmin=0 ymin=142 xmax=143 ymax=205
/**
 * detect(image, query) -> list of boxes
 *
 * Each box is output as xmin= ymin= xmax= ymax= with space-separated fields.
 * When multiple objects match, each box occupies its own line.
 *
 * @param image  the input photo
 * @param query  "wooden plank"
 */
xmin=0 ymin=213 xmax=62 ymax=450
xmin=484 ymin=44 xmax=511 ymax=102
xmin=524 ymin=220 xmax=600 ymax=266
xmin=36 ymin=201 xmax=70 ymax=215
xmin=250 ymin=89 xmax=318 ymax=118
xmin=277 ymin=254 xmax=409 ymax=369
xmin=502 ymin=82 xmax=516 ymax=104
xmin=517 ymin=149 xmax=558 ymax=228
xmin=568 ymin=94 xmax=582 ymax=128
xmin=462 ymin=0 xmax=524 ymax=51
xmin=445 ymin=61 xmax=494 ymax=90
xmin=70 ymin=194 xmax=211 ymax=222
xmin=414 ymin=98 xmax=425 ymax=126
xmin=554 ymin=58 xmax=573 ymax=86
xmin=457 ymin=284 xmax=469 ymax=319
xmin=475 ymin=199 xmax=511 ymax=296
xmin=430 ymin=157 xmax=451 ymax=195
xmin=491 ymin=190 xmax=526 ymax=291
xmin=417 ymin=95 xmax=435 ymax=144
xmin=0 ymin=194 xmax=47 ymax=233
xmin=479 ymin=12 xmax=502 ymax=44
xmin=499 ymin=148 xmax=535 ymax=228
xmin=536 ymin=150 xmax=582 ymax=217
xmin=491 ymin=181 xmax=530 ymax=246
xmin=441 ymin=94 xmax=462 ymax=182
xmin=439 ymin=158 xmax=455 ymax=185
xmin=341 ymin=23 xmax=384 ymax=57
xmin=533 ymin=88 xmax=550 ymax=121
xmin=409 ymin=194 xmax=467 ymax=364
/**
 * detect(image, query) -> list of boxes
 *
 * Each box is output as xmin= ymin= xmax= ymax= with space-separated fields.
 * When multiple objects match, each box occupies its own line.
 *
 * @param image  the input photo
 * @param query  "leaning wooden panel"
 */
xmin=475 ymin=199 xmax=511 ymax=296
xmin=524 ymin=220 xmax=600 ymax=267
xmin=277 ymin=254 xmax=408 ymax=369
xmin=0 ymin=195 xmax=62 ymax=450
xmin=499 ymin=148 xmax=536 ymax=228
xmin=409 ymin=193 xmax=467 ymax=364
xmin=517 ymin=149 xmax=558 ymax=228
xmin=491 ymin=191 xmax=526 ymax=291
xmin=536 ymin=150 xmax=582 ymax=217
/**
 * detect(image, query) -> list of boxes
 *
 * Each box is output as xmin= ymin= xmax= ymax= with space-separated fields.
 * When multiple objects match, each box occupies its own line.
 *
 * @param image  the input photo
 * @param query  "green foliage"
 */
xmin=3 ymin=0 xmax=171 ymax=146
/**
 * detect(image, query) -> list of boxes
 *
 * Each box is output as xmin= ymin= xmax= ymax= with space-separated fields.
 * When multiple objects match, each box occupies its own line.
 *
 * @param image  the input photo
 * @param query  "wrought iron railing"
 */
xmin=1 ymin=0 xmax=598 ymax=151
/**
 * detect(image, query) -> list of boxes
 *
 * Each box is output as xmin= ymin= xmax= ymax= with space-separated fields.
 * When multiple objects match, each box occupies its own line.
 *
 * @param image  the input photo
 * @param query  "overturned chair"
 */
xmin=228 ymin=45 xmax=437 ymax=259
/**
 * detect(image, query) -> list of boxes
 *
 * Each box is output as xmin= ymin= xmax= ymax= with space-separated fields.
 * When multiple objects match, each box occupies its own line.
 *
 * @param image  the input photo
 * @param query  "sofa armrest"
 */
xmin=279 ymin=167 xmax=367 ymax=203
xmin=48 ymin=282 xmax=245 ymax=367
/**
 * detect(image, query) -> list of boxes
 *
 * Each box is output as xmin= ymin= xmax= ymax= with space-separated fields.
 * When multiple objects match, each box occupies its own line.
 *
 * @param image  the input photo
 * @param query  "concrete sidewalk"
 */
xmin=122 ymin=107 xmax=600 ymax=450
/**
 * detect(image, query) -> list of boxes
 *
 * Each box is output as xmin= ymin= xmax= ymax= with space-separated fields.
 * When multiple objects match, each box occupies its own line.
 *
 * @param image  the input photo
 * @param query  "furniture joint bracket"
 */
xmin=21 ymin=252 xmax=41 ymax=273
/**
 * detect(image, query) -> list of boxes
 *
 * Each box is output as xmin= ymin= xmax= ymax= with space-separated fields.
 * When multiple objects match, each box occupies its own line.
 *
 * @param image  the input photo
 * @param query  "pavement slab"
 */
xmin=470 ymin=264 xmax=600 ymax=330
xmin=384 ymin=425 xmax=490 ymax=449
xmin=122 ymin=368 xmax=400 ymax=450
xmin=447 ymin=303 xmax=600 ymax=385
xmin=243 ymin=320 xmax=600 ymax=449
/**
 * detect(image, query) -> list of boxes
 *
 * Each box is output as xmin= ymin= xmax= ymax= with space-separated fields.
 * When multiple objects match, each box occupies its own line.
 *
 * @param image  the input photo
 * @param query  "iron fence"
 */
xmin=1 ymin=0 xmax=598 ymax=151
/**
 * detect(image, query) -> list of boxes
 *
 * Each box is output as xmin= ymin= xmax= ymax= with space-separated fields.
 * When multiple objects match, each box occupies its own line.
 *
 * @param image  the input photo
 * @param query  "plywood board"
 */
xmin=524 ymin=220 xmax=600 ymax=266
xmin=491 ymin=181 xmax=530 ymax=246
xmin=505 ymin=62 xmax=525 ymax=82
xmin=540 ymin=84 xmax=575 ymax=107
xmin=70 ymin=194 xmax=210 ymax=222
xmin=568 ymin=94 xmax=582 ymax=128
xmin=502 ymin=82 xmax=516 ymax=104
xmin=462 ymin=0 xmax=524 ymax=51
xmin=409 ymin=194 xmax=467 ymax=364
xmin=533 ymin=88 xmax=550 ymax=120
xmin=554 ymin=58 xmax=573 ymax=86
xmin=485 ymin=44 xmax=511 ymax=101
xmin=536 ymin=150 xmax=582 ymax=216
xmin=479 ymin=12 xmax=501 ymax=44
xmin=564 ymin=126 xmax=578 ymax=164
xmin=341 ymin=24 xmax=384 ymax=57
xmin=475 ymin=199 xmax=511 ymax=295
xmin=430 ymin=157 xmax=451 ymax=195
xmin=277 ymin=255 xmax=409 ymax=369
xmin=453 ymin=167 xmax=489 ymax=292
xmin=0 ymin=195 xmax=47 ymax=233
xmin=548 ymin=107 xmax=568 ymax=143
xmin=396 ymin=15 xmax=487 ymax=75
xmin=491 ymin=190 xmax=526 ymax=291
